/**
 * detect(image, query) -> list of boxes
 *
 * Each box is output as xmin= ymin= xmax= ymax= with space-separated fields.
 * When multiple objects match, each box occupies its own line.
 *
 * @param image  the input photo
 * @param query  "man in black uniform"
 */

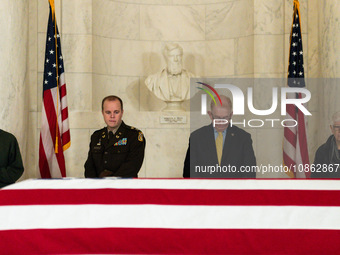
xmin=84 ymin=95 xmax=145 ymax=178
xmin=0 ymin=129 xmax=24 ymax=188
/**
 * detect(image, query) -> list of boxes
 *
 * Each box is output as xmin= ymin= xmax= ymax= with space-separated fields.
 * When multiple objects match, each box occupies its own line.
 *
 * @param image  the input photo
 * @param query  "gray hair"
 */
xmin=332 ymin=111 xmax=340 ymax=124
xmin=210 ymin=95 xmax=233 ymax=111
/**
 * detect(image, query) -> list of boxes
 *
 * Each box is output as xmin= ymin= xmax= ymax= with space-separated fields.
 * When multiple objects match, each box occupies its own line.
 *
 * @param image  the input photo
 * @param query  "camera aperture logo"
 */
xmin=196 ymin=82 xmax=222 ymax=111
xmin=195 ymin=81 xmax=312 ymax=128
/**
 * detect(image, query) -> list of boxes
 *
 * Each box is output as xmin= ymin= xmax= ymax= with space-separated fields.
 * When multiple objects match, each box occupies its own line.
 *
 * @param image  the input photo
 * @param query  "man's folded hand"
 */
xmin=99 ymin=170 xmax=113 ymax=177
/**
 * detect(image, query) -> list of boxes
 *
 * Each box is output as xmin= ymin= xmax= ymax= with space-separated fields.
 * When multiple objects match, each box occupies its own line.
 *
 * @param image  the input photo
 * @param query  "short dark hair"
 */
xmin=101 ymin=95 xmax=123 ymax=111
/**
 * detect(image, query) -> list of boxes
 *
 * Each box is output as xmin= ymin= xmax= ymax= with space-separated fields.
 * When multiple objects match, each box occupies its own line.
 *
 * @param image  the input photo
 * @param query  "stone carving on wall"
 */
xmin=145 ymin=43 xmax=195 ymax=111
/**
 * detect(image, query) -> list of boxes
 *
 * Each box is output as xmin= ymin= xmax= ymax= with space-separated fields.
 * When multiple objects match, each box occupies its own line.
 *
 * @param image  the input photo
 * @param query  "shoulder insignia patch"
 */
xmin=138 ymin=131 xmax=144 ymax=142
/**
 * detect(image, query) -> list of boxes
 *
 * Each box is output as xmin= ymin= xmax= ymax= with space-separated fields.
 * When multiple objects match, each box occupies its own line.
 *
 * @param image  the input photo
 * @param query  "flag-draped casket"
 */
xmin=0 ymin=178 xmax=339 ymax=254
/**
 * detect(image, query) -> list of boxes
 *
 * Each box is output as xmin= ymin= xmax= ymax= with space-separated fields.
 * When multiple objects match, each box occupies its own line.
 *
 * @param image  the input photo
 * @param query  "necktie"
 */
xmin=216 ymin=132 xmax=223 ymax=165
xmin=108 ymin=131 xmax=113 ymax=143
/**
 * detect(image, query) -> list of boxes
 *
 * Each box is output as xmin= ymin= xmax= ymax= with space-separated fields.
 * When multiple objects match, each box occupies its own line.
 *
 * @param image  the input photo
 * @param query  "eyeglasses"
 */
xmin=332 ymin=125 xmax=340 ymax=131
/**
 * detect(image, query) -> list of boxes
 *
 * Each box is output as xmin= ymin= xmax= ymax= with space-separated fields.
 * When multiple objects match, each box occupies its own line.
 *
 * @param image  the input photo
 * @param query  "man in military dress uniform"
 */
xmin=84 ymin=95 xmax=145 ymax=178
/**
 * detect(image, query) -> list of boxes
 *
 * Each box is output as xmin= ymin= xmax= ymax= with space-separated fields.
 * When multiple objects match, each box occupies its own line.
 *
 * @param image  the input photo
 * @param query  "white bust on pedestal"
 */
xmin=145 ymin=43 xmax=194 ymax=111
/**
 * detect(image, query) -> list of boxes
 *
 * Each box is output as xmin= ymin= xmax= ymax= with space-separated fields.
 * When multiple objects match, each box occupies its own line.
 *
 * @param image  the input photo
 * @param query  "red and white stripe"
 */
xmin=39 ymin=73 xmax=70 ymax=178
xmin=59 ymin=73 xmax=70 ymax=151
xmin=0 ymin=178 xmax=339 ymax=254
xmin=283 ymin=93 xmax=310 ymax=178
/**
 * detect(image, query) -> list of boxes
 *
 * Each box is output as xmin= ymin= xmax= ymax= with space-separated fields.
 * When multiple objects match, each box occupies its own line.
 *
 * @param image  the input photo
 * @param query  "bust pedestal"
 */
xmin=162 ymin=101 xmax=184 ymax=112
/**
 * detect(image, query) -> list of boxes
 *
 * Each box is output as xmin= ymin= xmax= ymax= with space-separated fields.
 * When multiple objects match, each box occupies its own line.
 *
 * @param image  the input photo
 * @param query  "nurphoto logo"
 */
xmin=196 ymin=81 xmax=312 ymax=128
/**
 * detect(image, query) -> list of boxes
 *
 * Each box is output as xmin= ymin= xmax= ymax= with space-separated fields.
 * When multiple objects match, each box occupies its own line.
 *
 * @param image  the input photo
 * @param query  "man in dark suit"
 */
xmin=0 ymin=129 xmax=24 ymax=188
xmin=183 ymin=95 xmax=256 ymax=178
xmin=84 ymin=95 xmax=145 ymax=178
xmin=311 ymin=111 xmax=340 ymax=178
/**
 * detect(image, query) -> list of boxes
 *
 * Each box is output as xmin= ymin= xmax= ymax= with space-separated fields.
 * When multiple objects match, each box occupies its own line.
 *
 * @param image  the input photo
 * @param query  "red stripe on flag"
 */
xmin=284 ymin=127 xmax=297 ymax=147
xmin=43 ymin=90 xmax=58 ymax=140
xmin=1 ymin=228 xmax=339 ymax=254
xmin=60 ymin=83 xmax=67 ymax=97
xmin=297 ymin=94 xmax=310 ymax=167
xmin=61 ymin=129 xmax=70 ymax=146
xmin=1 ymin=189 xmax=340 ymax=206
xmin=283 ymin=151 xmax=296 ymax=168
xmin=41 ymin=90 xmax=66 ymax=177
xmin=61 ymin=107 xmax=68 ymax=120
xmin=57 ymin=144 xmax=66 ymax=176
xmin=286 ymin=104 xmax=296 ymax=117
xmin=38 ymin=136 xmax=52 ymax=178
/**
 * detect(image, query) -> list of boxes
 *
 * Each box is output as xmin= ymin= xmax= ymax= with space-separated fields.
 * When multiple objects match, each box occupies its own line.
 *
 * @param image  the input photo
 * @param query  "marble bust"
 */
xmin=145 ymin=43 xmax=194 ymax=111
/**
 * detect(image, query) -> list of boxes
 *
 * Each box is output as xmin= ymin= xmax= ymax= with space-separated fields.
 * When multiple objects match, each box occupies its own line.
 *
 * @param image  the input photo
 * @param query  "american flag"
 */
xmin=283 ymin=0 xmax=310 ymax=178
xmin=39 ymin=0 xmax=70 ymax=178
xmin=0 ymin=178 xmax=340 ymax=254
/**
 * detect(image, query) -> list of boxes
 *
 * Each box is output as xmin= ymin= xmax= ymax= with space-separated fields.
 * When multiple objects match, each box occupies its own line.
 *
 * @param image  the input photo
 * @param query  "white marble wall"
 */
xmin=0 ymin=0 xmax=29 ymax=180
xmin=319 ymin=0 xmax=339 ymax=78
xmin=91 ymin=0 xmax=254 ymax=178
xmin=311 ymin=0 xmax=340 ymax=159
xmin=7 ymin=0 xmax=337 ymax=180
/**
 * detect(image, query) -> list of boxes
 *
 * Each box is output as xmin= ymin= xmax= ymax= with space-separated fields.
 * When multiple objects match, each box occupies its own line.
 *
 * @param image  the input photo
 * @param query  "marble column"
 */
xmin=0 ymin=1 xmax=29 ymax=165
xmin=318 ymin=0 xmax=340 ymax=144
xmin=319 ymin=0 xmax=339 ymax=78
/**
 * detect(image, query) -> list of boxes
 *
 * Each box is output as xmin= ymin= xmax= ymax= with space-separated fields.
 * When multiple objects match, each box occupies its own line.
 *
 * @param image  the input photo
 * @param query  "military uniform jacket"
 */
xmin=84 ymin=121 xmax=145 ymax=178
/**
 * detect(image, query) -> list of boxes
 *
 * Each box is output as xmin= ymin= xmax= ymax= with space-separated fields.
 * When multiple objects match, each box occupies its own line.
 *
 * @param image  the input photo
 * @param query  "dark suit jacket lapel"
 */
xmin=205 ymin=124 xmax=219 ymax=165
xmin=222 ymin=126 xmax=235 ymax=164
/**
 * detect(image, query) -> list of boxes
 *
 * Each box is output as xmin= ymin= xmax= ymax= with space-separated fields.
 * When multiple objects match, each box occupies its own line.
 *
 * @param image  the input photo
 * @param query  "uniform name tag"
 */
xmin=114 ymin=138 xmax=127 ymax=146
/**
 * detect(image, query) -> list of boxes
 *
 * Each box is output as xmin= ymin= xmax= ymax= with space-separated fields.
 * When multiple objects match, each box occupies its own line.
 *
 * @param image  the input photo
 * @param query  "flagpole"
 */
xmin=48 ymin=0 xmax=60 ymax=153
xmin=283 ymin=0 xmax=310 ymax=178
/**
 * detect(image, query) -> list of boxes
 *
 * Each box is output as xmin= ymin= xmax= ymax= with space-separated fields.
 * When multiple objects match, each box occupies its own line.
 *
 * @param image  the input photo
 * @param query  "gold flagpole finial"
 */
xmin=294 ymin=0 xmax=300 ymax=10
xmin=48 ymin=0 xmax=55 ymax=19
